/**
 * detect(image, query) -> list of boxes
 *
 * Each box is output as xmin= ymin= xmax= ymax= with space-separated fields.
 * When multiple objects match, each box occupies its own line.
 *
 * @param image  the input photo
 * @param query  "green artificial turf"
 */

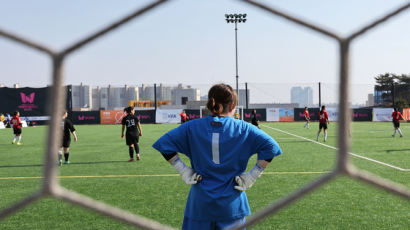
xmin=0 ymin=122 xmax=409 ymax=229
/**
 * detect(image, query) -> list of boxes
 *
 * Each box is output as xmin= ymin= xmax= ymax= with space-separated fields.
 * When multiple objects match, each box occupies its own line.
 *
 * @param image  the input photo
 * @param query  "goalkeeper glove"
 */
xmin=234 ymin=163 xmax=265 ymax=191
xmin=171 ymin=156 xmax=202 ymax=185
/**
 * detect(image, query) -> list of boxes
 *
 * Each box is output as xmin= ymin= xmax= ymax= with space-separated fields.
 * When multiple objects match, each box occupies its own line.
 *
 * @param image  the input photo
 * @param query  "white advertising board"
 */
xmin=266 ymin=108 xmax=280 ymax=122
xmin=326 ymin=108 xmax=339 ymax=121
xmin=156 ymin=109 xmax=183 ymax=124
xmin=373 ymin=108 xmax=393 ymax=121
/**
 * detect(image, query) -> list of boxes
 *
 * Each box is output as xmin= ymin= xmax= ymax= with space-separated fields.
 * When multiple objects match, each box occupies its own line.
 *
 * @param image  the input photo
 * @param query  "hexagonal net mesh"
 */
xmin=0 ymin=1 xmax=409 ymax=230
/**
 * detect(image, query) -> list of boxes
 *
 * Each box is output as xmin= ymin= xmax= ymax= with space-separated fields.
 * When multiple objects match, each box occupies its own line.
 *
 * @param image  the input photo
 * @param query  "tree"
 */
xmin=374 ymin=73 xmax=410 ymax=108
xmin=374 ymin=73 xmax=395 ymax=106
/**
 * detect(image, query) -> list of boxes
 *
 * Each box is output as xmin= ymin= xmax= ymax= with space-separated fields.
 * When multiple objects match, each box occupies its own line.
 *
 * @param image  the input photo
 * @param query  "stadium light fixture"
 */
xmin=224 ymin=13 xmax=247 ymax=105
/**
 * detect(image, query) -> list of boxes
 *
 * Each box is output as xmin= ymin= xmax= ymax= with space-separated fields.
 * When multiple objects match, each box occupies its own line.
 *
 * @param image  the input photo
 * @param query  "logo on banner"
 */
xmin=78 ymin=115 xmax=96 ymax=121
xmin=18 ymin=92 xmax=38 ymax=111
xmin=21 ymin=93 xmax=35 ymax=103
xmin=137 ymin=115 xmax=151 ymax=120
xmin=244 ymin=113 xmax=261 ymax=118
xmin=115 ymin=111 xmax=126 ymax=123
xmin=188 ymin=114 xmax=200 ymax=119
xmin=353 ymin=113 xmax=368 ymax=118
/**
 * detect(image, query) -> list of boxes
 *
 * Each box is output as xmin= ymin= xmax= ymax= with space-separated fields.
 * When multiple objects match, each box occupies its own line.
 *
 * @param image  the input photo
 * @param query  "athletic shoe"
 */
xmin=64 ymin=161 xmax=69 ymax=164
xmin=12 ymin=140 xmax=15 ymax=144
xmin=392 ymin=135 xmax=395 ymax=137
xmin=400 ymin=135 xmax=403 ymax=138
xmin=16 ymin=142 xmax=22 ymax=146
xmin=58 ymin=160 xmax=62 ymax=166
xmin=128 ymin=158 xmax=134 ymax=162
xmin=136 ymin=154 xmax=140 ymax=161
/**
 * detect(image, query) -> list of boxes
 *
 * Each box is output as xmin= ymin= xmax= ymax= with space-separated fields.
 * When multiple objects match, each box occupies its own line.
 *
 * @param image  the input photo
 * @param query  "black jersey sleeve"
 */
xmin=67 ymin=119 xmax=76 ymax=133
xmin=122 ymin=116 xmax=127 ymax=125
xmin=134 ymin=115 xmax=140 ymax=124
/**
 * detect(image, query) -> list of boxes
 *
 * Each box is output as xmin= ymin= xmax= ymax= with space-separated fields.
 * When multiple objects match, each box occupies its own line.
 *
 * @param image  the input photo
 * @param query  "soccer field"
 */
xmin=0 ymin=122 xmax=409 ymax=230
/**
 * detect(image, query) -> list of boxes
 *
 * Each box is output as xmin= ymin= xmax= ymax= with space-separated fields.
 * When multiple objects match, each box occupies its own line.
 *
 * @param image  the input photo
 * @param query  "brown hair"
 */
xmin=206 ymin=84 xmax=237 ymax=115
xmin=124 ymin=106 xmax=134 ymax=114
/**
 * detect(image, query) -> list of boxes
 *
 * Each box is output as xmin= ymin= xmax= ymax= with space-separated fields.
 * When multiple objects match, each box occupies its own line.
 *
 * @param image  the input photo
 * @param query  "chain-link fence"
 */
xmin=68 ymin=82 xmax=374 ymax=111
xmin=0 ymin=1 xmax=409 ymax=230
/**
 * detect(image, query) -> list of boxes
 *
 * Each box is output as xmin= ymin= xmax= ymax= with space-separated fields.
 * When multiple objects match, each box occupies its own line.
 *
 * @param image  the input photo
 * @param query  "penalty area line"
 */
xmin=262 ymin=124 xmax=409 ymax=172
xmin=0 ymin=171 xmax=330 ymax=180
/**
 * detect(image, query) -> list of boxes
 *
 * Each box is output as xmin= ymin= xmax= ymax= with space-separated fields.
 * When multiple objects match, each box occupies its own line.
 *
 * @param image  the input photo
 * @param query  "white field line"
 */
xmin=262 ymin=125 xmax=410 ymax=172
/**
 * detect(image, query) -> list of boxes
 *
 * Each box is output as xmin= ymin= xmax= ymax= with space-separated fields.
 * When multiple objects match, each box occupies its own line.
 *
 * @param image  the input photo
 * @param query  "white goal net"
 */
xmin=200 ymin=105 xmax=244 ymax=120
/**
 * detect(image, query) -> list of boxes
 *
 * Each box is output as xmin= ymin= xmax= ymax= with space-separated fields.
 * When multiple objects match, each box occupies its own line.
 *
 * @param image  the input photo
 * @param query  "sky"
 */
xmin=0 ymin=0 xmax=409 ymax=104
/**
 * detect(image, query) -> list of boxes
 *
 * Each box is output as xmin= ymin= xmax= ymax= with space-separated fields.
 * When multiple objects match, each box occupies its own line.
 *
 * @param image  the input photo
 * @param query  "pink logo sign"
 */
xmin=78 ymin=115 xmax=96 ymax=121
xmin=18 ymin=92 xmax=38 ymax=111
xmin=245 ymin=113 xmax=261 ymax=118
xmin=138 ymin=115 xmax=152 ymax=120
xmin=188 ymin=114 xmax=200 ymax=119
xmin=20 ymin=93 xmax=35 ymax=103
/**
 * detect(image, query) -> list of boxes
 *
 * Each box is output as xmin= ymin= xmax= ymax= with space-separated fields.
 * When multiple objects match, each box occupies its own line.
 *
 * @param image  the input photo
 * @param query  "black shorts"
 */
xmin=13 ymin=128 xmax=22 ymax=135
xmin=62 ymin=138 xmax=71 ymax=148
xmin=319 ymin=122 xmax=328 ymax=130
xmin=126 ymin=133 xmax=139 ymax=146
xmin=393 ymin=121 xmax=400 ymax=128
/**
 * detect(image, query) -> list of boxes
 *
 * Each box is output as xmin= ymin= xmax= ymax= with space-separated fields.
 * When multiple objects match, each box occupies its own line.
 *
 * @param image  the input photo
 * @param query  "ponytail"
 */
xmin=206 ymin=84 xmax=237 ymax=116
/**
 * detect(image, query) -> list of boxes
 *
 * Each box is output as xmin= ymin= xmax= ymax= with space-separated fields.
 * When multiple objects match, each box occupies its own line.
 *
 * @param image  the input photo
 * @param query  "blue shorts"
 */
xmin=182 ymin=216 xmax=246 ymax=230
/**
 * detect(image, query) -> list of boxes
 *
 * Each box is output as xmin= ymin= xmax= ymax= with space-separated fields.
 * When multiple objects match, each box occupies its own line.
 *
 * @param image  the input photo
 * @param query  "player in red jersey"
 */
xmin=303 ymin=107 xmax=310 ymax=128
xmin=10 ymin=111 xmax=23 ymax=145
xmin=316 ymin=106 xmax=329 ymax=142
xmin=179 ymin=109 xmax=189 ymax=124
xmin=391 ymin=108 xmax=406 ymax=137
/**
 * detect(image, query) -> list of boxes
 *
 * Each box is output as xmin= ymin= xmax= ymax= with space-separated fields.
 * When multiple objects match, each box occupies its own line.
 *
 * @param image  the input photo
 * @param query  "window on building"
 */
xmin=181 ymin=97 xmax=188 ymax=105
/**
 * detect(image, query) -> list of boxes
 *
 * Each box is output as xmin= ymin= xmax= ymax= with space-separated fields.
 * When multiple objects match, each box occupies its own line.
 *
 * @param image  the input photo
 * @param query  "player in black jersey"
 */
xmin=121 ymin=106 xmax=142 ymax=161
xmin=59 ymin=110 xmax=78 ymax=165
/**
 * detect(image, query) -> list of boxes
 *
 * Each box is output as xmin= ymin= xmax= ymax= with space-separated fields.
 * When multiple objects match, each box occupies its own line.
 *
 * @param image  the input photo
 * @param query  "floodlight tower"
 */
xmin=225 ymin=13 xmax=247 ymax=105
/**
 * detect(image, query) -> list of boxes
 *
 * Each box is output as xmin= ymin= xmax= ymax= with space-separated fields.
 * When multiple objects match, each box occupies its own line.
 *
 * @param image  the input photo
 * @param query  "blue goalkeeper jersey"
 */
xmin=152 ymin=115 xmax=282 ymax=221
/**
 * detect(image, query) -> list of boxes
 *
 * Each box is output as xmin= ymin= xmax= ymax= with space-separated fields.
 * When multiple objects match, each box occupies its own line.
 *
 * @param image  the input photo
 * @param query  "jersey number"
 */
xmin=126 ymin=119 xmax=135 ymax=127
xmin=212 ymin=133 xmax=220 ymax=164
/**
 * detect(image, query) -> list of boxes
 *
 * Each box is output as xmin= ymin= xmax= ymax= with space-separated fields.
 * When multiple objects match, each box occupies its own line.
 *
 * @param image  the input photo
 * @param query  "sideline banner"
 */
xmin=244 ymin=109 xmax=266 ymax=122
xmin=0 ymin=86 xmax=70 ymax=117
xmin=266 ymin=108 xmax=280 ymax=122
xmin=279 ymin=108 xmax=294 ymax=122
xmin=294 ymin=108 xmax=319 ymax=121
xmin=326 ymin=108 xmax=339 ymax=121
xmin=71 ymin=111 xmax=100 ymax=125
xmin=100 ymin=110 xmax=126 ymax=124
xmin=373 ymin=108 xmax=393 ymax=121
xmin=185 ymin=109 xmax=201 ymax=120
xmin=135 ymin=110 xmax=155 ymax=124
xmin=353 ymin=109 xmax=372 ymax=121
xmin=0 ymin=87 xmax=50 ymax=116
xmin=402 ymin=108 xmax=410 ymax=120
xmin=20 ymin=116 xmax=50 ymax=125
xmin=156 ymin=109 xmax=183 ymax=124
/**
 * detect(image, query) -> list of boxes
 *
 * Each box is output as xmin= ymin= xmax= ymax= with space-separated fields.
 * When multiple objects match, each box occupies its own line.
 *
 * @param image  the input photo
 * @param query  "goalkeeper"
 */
xmin=153 ymin=84 xmax=282 ymax=230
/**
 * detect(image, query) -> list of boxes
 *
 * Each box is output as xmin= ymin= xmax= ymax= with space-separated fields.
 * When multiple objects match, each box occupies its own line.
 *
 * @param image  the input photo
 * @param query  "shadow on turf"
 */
xmin=0 ymin=160 xmax=127 ymax=168
xmin=385 ymin=149 xmax=410 ymax=153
